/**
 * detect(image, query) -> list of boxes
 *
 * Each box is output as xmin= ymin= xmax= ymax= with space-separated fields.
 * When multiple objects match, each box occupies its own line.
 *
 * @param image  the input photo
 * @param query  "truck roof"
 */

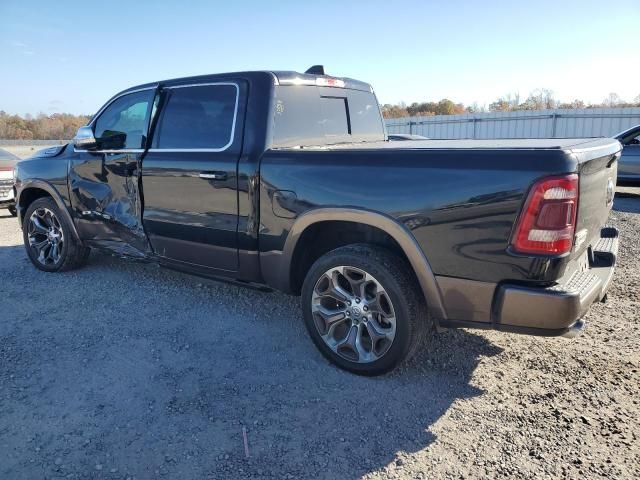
xmin=115 ymin=69 xmax=373 ymax=98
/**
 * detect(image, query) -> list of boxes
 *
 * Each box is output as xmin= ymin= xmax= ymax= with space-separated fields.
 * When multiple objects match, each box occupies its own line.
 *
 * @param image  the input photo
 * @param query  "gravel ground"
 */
xmin=0 ymin=189 xmax=638 ymax=480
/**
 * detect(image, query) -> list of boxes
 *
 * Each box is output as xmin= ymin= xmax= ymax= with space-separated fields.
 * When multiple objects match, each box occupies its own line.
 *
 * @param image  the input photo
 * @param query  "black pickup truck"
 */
xmin=13 ymin=67 xmax=621 ymax=375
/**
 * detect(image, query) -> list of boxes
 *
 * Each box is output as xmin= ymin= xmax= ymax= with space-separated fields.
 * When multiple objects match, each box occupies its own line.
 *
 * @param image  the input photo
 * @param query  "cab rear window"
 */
xmin=272 ymin=86 xmax=385 ymax=148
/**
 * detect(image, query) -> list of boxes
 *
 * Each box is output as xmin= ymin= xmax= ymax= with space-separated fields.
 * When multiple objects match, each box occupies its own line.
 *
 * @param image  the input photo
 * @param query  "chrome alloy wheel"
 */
xmin=311 ymin=266 xmax=397 ymax=363
xmin=27 ymin=207 xmax=64 ymax=266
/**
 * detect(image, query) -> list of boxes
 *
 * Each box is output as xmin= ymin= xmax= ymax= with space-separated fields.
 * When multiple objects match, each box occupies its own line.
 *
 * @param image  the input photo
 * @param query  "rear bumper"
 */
xmin=437 ymin=227 xmax=618 ymax=337
xmin=494 ymin=227 xmax=618 ymax=337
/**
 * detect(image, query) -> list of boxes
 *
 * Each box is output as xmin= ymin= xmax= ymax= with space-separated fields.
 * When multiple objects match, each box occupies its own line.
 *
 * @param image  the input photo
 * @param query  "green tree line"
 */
xmin=0 ymin=111 xmax=91 ymax=140
xmin=382 ymin=91 xmax=640 ymax=119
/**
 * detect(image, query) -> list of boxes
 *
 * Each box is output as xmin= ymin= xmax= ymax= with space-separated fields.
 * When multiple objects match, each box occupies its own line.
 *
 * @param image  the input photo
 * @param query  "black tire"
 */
xmin=301 ymin=244 xmax=429 ymax=376
xmin=8 ymin=205 xmax=17 ymax=217
xmin=22 ymin=197 xmax=90 ymax=272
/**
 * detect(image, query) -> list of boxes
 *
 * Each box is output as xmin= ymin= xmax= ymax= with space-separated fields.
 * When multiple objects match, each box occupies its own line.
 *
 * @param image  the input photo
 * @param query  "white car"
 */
xmin=0 ymin=148 xmax=19 ymax=216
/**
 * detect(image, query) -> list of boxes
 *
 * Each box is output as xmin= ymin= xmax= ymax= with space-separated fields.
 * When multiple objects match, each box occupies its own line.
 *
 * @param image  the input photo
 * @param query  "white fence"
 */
xmin=0 ymin=139 xmax=67 ymax=146
xmin=385 ymin=107 xmax=640 ymax=139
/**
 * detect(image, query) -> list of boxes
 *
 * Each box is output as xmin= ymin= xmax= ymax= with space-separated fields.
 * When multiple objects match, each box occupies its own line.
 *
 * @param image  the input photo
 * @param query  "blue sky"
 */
xmin=1 ymin=0 xmax=638 ymax=115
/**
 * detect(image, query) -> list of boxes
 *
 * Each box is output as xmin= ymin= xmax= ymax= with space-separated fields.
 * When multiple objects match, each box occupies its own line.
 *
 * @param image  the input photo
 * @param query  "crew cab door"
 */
xmin=69 ymin=87 xmax=157 ymax=256
xmin=141 ymin=81 xmax=245 ymax=272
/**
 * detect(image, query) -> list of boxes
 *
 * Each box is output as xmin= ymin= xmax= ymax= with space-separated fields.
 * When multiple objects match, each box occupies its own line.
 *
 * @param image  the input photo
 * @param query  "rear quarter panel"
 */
xmin=259 ymin=148 xmax=577 ymax=284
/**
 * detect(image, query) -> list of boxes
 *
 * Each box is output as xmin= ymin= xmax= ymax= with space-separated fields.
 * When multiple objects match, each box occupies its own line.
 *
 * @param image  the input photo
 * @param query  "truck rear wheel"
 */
xmin=22 ymin=197 xmax=90 ymax=272
xmin=301 ymin=244 xmax=428 ymax=376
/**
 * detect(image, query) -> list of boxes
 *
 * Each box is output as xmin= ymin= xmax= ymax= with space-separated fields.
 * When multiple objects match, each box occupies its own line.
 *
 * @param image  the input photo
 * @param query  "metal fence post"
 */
xmin=551 ymin=113 xmax=558 ymax=138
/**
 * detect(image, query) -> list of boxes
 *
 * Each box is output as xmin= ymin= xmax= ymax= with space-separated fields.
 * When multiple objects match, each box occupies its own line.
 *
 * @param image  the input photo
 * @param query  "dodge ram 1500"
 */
xmin=14 ymin=67 xmax=621 ymax=375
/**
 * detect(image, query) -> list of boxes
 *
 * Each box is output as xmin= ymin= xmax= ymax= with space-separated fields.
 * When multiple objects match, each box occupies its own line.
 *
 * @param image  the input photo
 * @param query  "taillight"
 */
xmin=511 ymin=174 xmax=579 ymax=255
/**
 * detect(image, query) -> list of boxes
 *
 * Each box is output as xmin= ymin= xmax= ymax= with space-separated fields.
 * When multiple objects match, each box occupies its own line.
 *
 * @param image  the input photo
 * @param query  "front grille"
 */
xmin=0 ymin=180 xmax=13 ymax=195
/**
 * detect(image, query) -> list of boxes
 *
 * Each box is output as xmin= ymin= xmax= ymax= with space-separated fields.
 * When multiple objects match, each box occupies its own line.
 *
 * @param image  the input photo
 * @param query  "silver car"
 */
xmin=0 ymin=148 xmax=19 ymax=216
xmin=615 ymin=125 xmax=640 ymax=185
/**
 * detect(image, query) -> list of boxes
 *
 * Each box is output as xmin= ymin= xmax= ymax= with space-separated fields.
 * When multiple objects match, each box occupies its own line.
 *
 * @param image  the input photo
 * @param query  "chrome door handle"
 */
xmin=199 ymin=172 xmax=227 ymax=180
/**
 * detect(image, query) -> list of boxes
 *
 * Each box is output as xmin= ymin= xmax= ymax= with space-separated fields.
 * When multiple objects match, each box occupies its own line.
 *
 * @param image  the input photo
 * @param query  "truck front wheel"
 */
xmin=301 ymin=244 xmax=429 ymax=376
xmin=22 ymin=197 xmax=90 ymax=272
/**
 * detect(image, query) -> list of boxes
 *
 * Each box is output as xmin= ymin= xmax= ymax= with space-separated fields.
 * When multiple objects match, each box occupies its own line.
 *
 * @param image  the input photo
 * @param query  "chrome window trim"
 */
xmin=149 ymin=82 xmax=240 ymax=153
xmin=73 ymin=149 xmax=146 ymax=154
xmin=75 ymin=82 xmax=240 ymax=154
xmin=147 ymin=149 xmax=235 ymax=152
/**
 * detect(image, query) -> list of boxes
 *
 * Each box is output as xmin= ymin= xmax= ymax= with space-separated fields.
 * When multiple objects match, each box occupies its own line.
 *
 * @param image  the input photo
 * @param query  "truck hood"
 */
xmin=26 ymin=144 xmax=69 ymax=160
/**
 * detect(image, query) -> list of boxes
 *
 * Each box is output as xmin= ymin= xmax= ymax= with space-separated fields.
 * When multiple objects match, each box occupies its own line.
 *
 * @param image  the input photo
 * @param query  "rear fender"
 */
xmin=260 ymin=207 xmax=448 ymax=322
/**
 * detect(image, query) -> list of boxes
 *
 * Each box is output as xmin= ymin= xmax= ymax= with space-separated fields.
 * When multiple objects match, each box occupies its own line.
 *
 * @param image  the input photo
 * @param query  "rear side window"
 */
xmin=273 ymin=86 xmax=385 ymax=148
xmin=153 ymin=84 xmax=238 ymax=149
xmin=93 ymin=89 xmax=154 ymax=150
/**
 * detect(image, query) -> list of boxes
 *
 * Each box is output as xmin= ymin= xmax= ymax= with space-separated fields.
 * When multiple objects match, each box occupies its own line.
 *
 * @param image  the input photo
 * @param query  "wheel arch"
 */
xmin=17 ymin=180 xmax=81 ymax=242
xmin=260 ymin=208 xmax=447 ymax=321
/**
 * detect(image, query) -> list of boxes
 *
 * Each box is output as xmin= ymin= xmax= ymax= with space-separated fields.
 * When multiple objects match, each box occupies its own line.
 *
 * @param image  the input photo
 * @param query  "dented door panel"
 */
xmin=69 ymin=150 xmax=151 ymax=257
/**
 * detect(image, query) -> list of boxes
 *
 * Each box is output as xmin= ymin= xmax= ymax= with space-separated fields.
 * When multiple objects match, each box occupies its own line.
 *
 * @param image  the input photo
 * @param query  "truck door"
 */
xmin=69 ymin=87 xmax=157 ymax=257
xmin=141 ymin=81 xmax=245 ymax=272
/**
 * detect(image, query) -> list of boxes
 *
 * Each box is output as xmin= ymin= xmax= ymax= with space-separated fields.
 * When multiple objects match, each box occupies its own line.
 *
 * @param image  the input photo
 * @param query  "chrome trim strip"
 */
xmin=73 ymin=149 xmax=145 ymax=154
xmin=163 ymin=81 xmax=237 ymax=90
xmin=149 ymin=82 xmax=239 ymax=153
xmin=147 ymin=149 xmax=232 ymax=152
xmin=199 ymin=172 xmax=226 ymax=180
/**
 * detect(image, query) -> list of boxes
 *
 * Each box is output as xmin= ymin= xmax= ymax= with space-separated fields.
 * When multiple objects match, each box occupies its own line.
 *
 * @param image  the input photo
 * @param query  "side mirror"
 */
xmin=73 ymin=125 xmax=97 ymax=150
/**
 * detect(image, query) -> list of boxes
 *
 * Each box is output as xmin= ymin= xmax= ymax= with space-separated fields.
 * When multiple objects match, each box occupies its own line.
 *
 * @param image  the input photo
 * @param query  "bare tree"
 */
xmin=603 ymin=93 xmax=623 ymax=107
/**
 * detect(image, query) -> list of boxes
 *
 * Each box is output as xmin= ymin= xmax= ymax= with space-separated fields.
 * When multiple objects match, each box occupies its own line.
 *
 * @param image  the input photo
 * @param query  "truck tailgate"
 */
xmin=571 ymin=138 xmax=621 ymax=258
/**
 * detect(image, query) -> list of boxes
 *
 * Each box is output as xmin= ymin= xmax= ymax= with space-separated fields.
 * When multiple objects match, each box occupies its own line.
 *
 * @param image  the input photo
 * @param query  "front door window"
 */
xmin=93 ymin=90 xmax=154 ymax=150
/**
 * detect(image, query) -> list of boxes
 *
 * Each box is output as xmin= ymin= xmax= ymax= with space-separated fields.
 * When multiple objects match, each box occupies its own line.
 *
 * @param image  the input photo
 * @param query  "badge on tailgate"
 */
xmin=606 ymin=178 xmax=614 ymax=207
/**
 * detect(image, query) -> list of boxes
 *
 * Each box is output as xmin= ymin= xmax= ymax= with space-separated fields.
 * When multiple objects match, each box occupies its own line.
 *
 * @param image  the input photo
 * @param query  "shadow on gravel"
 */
xmin=0 ymin=246 xmax=504 ymax=479
xmin=614 ymin=190 xmax=640 ymax=214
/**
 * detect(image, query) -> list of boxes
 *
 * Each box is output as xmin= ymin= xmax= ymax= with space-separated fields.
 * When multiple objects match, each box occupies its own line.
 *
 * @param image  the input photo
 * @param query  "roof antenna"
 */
xmin=305 ymin=65 xmax=325 ymax=75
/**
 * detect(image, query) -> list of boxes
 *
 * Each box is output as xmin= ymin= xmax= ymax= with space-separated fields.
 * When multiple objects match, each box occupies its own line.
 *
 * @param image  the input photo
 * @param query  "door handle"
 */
xmin=199 ymin=171 xmax=227 ymax=181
